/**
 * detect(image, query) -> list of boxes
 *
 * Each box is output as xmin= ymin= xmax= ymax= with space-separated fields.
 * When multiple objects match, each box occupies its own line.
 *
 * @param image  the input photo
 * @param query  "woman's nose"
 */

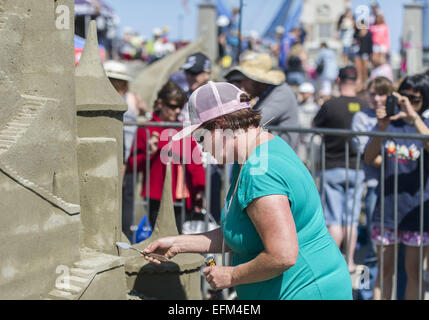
xmin=374 ymin=95 xmax=382 ymax=104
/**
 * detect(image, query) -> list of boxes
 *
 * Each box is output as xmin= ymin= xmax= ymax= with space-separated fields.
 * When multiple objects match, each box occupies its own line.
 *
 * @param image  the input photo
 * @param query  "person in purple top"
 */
xmin=364 ymin=74 xmax=429 ymax=300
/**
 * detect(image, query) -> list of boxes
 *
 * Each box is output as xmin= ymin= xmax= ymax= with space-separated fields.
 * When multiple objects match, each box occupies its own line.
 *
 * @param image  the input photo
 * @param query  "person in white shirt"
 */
xmin=297 ymin=82 xmax=320 ymax=166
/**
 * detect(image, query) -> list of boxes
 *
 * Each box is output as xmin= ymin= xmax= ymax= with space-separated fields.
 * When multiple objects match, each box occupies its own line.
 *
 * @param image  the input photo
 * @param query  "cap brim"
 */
xmin=172 ymin=123 xmax=202 ymax=141
xmin=106 ymin=72 xmax=132 ymax=82
xmin=224 ymin=66 xmax=244 ymax=80
xmin=224 ymin=66 xmax=284 ymax=86
xmin=181 ymin=62 xmax=193 ymax=70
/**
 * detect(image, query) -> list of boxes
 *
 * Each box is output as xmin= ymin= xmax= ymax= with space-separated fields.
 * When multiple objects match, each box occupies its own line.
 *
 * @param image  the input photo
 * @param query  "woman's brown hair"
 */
xmin=200 ymin=93 xmax=262 ymax=131
xmin=109 ymin=78 xmax=129 ymax=94
xmin=367 ymin=76 xmax=394 ymax=95
xmin=154 ymin=80 xmax=187 ymax=111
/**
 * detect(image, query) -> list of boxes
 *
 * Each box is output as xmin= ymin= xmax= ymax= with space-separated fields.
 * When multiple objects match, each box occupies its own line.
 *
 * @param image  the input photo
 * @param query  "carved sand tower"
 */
xmin=75 ymin=21 xmax=127 ymax=256
xmin=0 ymin=1 xmax=127 ymax=300
xmin=1 ymin=1 xmax=203 ymax=300
xmin=67 ymin=20 xmax=129 ymax=300
xmin=0 ymin=0 xmax=82 ymax=299
xmin=121 ymin=164 xmax=204 ymax=300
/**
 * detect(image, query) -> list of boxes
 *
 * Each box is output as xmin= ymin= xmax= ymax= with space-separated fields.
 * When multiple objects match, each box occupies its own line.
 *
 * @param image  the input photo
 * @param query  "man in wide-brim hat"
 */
xmin=224 ymin=51 xmax=300 ymax=150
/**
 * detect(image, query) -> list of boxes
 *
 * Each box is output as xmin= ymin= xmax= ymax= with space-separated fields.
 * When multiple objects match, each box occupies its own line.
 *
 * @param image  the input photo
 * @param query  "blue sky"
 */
xmin=103 ymin=0 xmax=407 ymax=54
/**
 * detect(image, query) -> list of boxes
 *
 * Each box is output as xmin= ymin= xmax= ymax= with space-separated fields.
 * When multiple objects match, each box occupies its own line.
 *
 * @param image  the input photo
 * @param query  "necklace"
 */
xmin=221 ymin=118 xmax=274 ymax=266
xmin=226 ymin=127 xmax=263 ymax=214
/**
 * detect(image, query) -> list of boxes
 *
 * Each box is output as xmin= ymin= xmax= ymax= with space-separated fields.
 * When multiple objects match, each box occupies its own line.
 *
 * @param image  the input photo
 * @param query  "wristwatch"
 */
xmin=411 ymin=113 xmax=420 ymax=124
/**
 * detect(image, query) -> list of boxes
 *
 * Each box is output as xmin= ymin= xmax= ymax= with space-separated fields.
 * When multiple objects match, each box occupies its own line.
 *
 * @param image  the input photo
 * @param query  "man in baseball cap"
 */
xmin=181 ymin=52 xmax=212 ymax=94
xmin=338 ymin=66 xmax=358 ymax=82
xmin=170 ymin=52 xmax=212 ymax=122
xmin=182 ymin=52 xmax=211 ymax=74
xmin=313 ymin=64 xmax=370 ymax=272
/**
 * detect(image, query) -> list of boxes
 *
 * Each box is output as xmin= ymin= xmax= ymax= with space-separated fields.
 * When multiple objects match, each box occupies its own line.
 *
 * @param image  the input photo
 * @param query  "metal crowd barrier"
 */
xmin=124 ymin=120 xmax=429 ymax=300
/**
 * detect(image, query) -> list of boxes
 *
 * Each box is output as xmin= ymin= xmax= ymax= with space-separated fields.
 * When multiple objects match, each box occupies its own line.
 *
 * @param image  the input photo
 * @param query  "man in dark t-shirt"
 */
xmin=314 ymin=66 xmax=370 ymax=273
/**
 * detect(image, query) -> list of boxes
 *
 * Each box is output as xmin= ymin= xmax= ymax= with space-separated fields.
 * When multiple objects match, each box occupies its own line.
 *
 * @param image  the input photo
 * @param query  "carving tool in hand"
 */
xmin=115 ymin=242 xmax=170 ymax=262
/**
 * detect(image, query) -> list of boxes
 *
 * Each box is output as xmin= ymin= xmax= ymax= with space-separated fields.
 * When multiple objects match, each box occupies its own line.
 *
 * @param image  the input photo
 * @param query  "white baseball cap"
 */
xmin=217 ymin=15 xmax=230 ymax=27
xmin=299 ymin=82 xmax=315 ymax=94
xmin=104 ymin=60 xmax=132 ymax=82
xmin=152 ymin=28 xmax=162 ymax=36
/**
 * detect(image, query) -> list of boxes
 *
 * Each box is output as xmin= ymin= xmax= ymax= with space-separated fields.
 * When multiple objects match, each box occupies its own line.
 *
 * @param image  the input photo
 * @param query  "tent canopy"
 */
xmin=215 ymin=0 xmax=232 ymax=19
xmin=263 ymin=0 xmax=303 ymax=41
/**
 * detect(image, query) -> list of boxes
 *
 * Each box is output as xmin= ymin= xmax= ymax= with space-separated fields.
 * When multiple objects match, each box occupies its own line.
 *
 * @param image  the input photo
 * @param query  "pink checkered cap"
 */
xmin=172 ymin=81 xmax=251 ymax=141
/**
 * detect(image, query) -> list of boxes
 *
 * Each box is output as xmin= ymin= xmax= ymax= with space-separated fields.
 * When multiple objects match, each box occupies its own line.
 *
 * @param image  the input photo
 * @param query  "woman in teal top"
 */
xmin=224 ymin=136 xmax=352 ymax=299
xmin=142 ymin=81 xmax=352 ymax=300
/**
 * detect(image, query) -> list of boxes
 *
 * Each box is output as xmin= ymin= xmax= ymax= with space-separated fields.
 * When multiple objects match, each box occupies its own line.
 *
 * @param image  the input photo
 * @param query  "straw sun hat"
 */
xmin=225 ymin=51 xmax=285 ymax=86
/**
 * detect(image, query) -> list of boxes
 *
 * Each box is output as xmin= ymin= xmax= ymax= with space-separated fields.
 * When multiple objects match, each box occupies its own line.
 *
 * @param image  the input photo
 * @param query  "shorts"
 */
xmin=356 ymin=52 xmax=370 ymax=60
xmin=343 ymin=46 xmax=354 ymax=57
xmin=371 ymin=225 xmax=429 ymax=247
xmin=322 ymin=168 xmax=365 ymax=227
xmin=373 ymin=44 xmax=388 ymax=53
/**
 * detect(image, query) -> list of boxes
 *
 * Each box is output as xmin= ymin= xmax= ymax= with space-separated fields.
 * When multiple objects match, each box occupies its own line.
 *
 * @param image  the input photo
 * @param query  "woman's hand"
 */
xmin=390 ymin=92 xmax=418 ymax=122
xmin=148 ymin=132 xmax=160 ymax=156
xmin=142 ymin=236 xmax=180 ymax=264
xmin=203 ymin=266 xmax=235 ymax=290
xmin=374 ymin=105 xmax=391 ymax=131
xmin=364 ymin=106 xmax=389 ymax=165
xmin=375 ymin=92 xmax=419 ymax=130
xmin=193 ymin=191 xmax=205 ymax=214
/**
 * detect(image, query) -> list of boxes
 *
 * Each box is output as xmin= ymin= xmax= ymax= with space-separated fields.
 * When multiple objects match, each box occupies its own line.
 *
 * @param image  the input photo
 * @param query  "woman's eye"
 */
xmin=197 ymin=136 xmax=204 ymax=143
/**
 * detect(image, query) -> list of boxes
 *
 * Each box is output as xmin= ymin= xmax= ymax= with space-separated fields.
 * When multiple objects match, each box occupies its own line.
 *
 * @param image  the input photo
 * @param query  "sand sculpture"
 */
xmin=0 ymin=1 xmax=203 ymax=300
xmin=0 ymin=0 xmax=87 ymax=299
xmin=131 ymin=38 xmax=206 ymax=114
xmin=120 ymin=164 xmax=204 ymax=300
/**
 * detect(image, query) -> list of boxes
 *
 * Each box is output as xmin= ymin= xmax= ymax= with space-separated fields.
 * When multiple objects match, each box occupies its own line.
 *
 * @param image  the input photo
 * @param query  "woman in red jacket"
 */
xmin=127 ymin=81 xmax=206 ymax=233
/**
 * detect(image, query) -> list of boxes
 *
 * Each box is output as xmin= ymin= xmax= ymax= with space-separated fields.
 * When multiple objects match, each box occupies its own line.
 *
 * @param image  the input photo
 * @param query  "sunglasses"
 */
xmin=399 ymin=92 xmax=422 ymax=105
xmin=192 ymin=129 xmax=209 ymax=144
xmin=163 ymin=101 xmax=182 ymax=110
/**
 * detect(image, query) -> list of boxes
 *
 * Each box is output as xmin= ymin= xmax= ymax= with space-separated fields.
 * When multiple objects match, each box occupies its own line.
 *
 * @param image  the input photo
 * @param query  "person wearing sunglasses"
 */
xmin=364 ymin=74 xmax=429 ymax=299
xmin=142 ymin=82 xmax=352 ymax=300
xmin=126 ymin=80 xmax=206 ymax=235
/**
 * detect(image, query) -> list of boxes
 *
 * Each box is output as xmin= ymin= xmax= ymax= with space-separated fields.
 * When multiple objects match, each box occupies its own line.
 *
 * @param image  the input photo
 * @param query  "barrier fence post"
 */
xmin=132 ymin=129 xmax=138 ymax=243
xmin=181 ymin=133 xmax=187 ymax=234
xmin=419 ymin=147 xmax=425 ymax=300
xmin=309 ymin=134 xmax=318 ymax=179
xmin=348 ymin=141 xmax=361 ymax=273
xmin=380 ymin=142 xmax=385 ymax=298
xmin=321 ymin=137 xmax=326 ymax=211
xmin=344 ymin=140 xmax=350 ymax=266
xmin=205 ymin=164 xmax=212 ymax=233
xmin=393 ymin=149 xmax=399 ymax=300
xmin=145 ymin=127 xmax=151 ymax=232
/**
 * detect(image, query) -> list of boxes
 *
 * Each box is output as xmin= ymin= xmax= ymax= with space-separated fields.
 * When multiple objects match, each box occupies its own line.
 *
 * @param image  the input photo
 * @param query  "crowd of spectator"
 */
xmin=96 ymin=1 xmax=429 ymax=300
xmin=113 ymin=26 xmax=178 ymax=63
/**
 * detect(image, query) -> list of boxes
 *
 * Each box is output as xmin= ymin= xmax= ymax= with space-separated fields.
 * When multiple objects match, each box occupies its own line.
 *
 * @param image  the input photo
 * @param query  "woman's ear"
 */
xmin=215 ymin=118 xmax=226 ymax=130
